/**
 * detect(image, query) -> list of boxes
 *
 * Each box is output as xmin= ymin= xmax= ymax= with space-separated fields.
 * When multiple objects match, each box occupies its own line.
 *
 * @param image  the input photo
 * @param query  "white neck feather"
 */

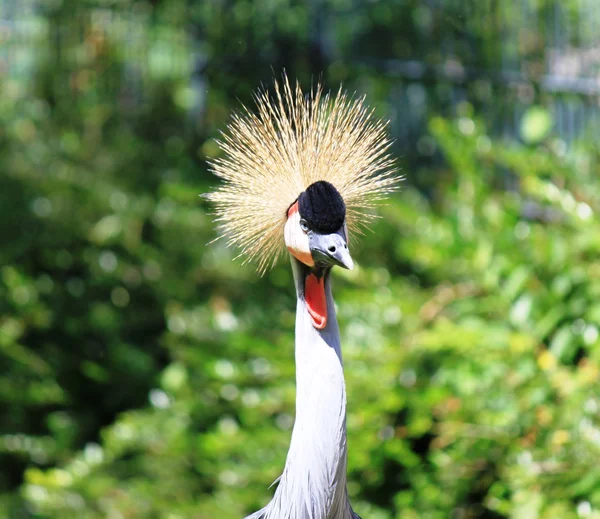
xmin=257 ymin=259 xmax=355 ymax=519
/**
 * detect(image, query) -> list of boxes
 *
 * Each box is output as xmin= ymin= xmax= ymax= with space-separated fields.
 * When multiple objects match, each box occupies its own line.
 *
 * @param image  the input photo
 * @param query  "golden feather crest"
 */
xmin=206 ymin=74 xmax=398 ymax=274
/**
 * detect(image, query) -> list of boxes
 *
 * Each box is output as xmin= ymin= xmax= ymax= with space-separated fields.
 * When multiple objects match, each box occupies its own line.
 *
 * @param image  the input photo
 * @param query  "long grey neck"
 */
xmin=258 ymin=259 xmax=352 ymax=519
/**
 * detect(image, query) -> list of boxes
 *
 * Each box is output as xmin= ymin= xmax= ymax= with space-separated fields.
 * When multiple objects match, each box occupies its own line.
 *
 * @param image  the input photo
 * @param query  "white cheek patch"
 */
xmin=284 ymin=211 xmax=314 ymax=266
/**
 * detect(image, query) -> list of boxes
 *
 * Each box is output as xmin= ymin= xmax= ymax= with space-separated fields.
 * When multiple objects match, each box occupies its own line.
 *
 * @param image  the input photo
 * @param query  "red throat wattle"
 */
xmin=305 ymin=273 xmax=327 ymax=329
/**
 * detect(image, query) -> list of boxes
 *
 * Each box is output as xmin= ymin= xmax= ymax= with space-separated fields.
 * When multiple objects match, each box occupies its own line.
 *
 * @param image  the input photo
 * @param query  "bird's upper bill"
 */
xmin=284 ymin=181 xmax=353 ymax=329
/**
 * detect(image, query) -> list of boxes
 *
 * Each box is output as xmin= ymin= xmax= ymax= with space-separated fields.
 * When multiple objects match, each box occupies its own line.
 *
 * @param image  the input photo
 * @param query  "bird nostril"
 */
xmin=328 ymin=245 xmax=336 ymax=253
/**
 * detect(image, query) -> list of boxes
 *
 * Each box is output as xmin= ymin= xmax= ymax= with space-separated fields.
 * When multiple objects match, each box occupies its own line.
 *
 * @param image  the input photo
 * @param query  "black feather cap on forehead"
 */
xmin=297 ymin=181 xmax=346 ymax=234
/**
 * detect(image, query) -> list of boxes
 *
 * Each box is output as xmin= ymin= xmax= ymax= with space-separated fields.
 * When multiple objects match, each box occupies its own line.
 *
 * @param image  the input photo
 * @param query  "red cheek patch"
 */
xmin=287 ymin=201 xmax=299 ymax=217
xmin=305 ymin=273 xmax=327 ymax=329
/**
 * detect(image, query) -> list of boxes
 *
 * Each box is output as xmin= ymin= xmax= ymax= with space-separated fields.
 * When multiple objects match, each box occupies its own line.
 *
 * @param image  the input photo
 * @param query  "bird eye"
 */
xmin=299 ymin=219 xmax=310 ymax=233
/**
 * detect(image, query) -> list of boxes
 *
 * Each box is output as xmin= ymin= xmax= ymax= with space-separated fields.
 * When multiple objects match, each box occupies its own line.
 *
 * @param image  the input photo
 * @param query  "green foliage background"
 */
xmin=1 ymin=1 xmax=599 ymax=518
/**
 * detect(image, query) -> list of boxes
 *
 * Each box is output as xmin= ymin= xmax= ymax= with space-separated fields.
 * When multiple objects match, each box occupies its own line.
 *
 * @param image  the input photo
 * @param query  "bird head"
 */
xmin=284 ymin=180 xmax=354 ymax=272
xmin=206 ymin=74 xmax=398 ymax=279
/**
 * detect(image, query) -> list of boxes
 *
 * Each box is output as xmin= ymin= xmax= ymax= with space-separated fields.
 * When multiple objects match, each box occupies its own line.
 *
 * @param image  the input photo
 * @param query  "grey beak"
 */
xmin=309 ymin=232 xmax=354 ymax=270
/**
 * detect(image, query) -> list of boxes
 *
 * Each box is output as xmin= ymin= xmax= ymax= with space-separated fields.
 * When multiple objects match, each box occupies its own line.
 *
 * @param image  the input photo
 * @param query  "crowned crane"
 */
xmin=207 ymin=75 xmax=397 ymax=519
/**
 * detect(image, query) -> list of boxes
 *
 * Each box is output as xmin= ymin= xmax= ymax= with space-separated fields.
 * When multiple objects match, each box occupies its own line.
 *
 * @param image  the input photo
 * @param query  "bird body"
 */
xmin=247 ymin=261 xmax=357 ymax=519
xmin=207 ymin=74 xmax=397 ymax=519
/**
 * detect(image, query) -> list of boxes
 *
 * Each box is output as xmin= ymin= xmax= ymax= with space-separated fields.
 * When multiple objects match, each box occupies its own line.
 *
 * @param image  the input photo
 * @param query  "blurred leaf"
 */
xmin=520 ymin=106 xmax=553 ymax=145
